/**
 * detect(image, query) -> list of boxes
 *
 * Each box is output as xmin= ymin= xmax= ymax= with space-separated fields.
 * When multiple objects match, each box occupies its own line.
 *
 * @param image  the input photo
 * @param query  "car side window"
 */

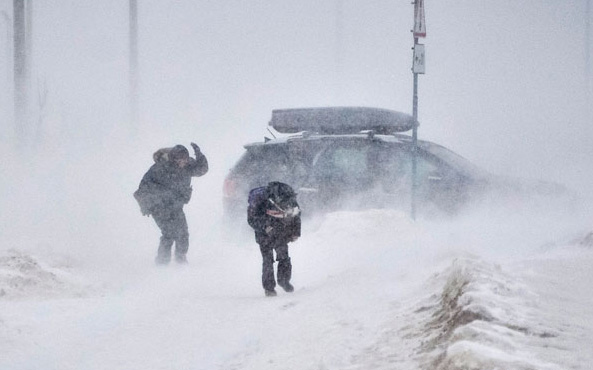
xmin=331 ymin=147 xmax=369 ymax=180
xmin=238 ymin=146 xmax=292 ymax=187
xmin=312 ymin=144 xmax=372 ymax=189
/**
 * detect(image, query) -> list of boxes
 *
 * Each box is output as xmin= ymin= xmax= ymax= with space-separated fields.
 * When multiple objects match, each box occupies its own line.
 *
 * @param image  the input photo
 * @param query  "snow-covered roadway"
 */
xmin=2 ymin=208 xmax=592 ymax=370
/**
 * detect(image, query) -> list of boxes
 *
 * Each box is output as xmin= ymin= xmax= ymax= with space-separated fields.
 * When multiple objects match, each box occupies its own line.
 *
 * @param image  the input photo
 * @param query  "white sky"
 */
xmin=1 ymin=1 xmax=591 ymax=191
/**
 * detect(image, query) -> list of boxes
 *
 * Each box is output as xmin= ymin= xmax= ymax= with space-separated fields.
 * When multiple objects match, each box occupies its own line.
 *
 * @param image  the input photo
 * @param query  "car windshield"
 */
xmin=420 ymin=142 xmax=485 ymax=178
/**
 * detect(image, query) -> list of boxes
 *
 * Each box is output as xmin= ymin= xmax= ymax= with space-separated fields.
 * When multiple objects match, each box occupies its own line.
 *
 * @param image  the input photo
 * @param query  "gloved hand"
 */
xmin=265 ymin=226 xmax=274 ymax=235
xmin=139 ymin=202 xmax=151 ymax=216
xmin=134 ymin=190 xmax=151 ymax=216
xmin=190 ymin=142 xmax=201 ymax=156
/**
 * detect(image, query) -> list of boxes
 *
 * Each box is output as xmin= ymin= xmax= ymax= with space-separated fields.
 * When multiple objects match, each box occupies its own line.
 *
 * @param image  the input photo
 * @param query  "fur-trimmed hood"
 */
xmin=153 ymin=145 xmax=189 ymax=163
xmin=153 ymin=147 xmax=173 ymax=163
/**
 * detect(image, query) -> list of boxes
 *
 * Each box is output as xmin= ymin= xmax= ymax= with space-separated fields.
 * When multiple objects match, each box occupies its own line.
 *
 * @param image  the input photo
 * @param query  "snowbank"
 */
xmin=0 ymin=249 xmax=91 ymax=300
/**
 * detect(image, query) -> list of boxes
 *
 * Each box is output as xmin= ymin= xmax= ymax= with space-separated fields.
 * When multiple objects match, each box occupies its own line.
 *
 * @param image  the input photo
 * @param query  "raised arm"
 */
xmin=187 ymin=142 xmax=209 ymax=177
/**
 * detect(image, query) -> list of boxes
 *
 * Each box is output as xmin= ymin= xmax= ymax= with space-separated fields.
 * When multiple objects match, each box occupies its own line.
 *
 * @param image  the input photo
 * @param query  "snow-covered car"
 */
xmin=223 ymin=107 xmax=564 ymax=221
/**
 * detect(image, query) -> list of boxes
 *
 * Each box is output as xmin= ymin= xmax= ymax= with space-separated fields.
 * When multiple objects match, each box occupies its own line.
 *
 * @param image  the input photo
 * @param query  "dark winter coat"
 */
xmin=135 ymin=150 xmax=208 ymax=215
xmin=248 ymin=194 xmax=301 ymax=245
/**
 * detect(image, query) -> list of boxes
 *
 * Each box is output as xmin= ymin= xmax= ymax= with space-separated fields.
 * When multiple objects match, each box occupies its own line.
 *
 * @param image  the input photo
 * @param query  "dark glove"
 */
xmin=134 ymin=189 xmax=152 ymax=216
xmin=190 ymin=142 xmax=201 ymax=156
xmin=139 ymin=201 xmax=151 ymax=216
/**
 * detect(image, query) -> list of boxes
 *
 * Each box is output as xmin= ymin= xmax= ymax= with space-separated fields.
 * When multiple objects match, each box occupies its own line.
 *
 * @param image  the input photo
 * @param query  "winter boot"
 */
xmin=155 ymin=253 xmax=171 ymax=265
xmin=277 ymin=257 xmax=293 ymax=292
xmin=279 ymin=282 xmax=294 ymax=293
xmin=156 ymin=236 xmax=173 ymax=265
xmin=175 ymin=254 xmax=188 ymax=264
xmin=265 ymin=289 xmax=277 ymax=297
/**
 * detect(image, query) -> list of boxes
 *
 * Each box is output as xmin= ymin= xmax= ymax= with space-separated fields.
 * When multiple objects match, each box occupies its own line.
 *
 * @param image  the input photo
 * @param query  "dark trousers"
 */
xmin=258 ymin=239 xmax=292 ymax=291
xmin=152 ymin=207 xmax=189 ymax=263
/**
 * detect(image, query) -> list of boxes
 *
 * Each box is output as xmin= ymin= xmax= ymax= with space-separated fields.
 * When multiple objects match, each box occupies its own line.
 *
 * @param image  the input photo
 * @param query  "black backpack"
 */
xmin=247 ymin=186 xmax=268 ymax=217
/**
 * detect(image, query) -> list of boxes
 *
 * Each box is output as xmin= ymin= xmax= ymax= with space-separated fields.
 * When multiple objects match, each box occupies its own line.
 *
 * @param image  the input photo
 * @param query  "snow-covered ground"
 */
xmin=2 ymin=203 xmax=592 ymax=370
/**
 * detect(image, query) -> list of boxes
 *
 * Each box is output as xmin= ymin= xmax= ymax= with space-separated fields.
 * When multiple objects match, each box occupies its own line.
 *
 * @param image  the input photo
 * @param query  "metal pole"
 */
xmin=25 ymin=0 xmax=32 ymax=97
xmin=411 ymin=38 xmax=419 ymax=220
xmin=410 ymin=0 xmax=425 ymax=220
xmin=13 ymin=0 xmax=26 ymax=142
xmin=129 ymin=0 xmax=138 ymax=128
xmin=335 ymin=0 xmax=343 ymax=100
xmin=587 ymin=0 xmax=591 ymax=119
xmin=1 ymin=11 xmax=12 ymax=118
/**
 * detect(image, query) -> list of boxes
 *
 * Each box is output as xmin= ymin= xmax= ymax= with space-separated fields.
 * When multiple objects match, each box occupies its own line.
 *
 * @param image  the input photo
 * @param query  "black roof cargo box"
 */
xmin=269 ymin=107 xmax=417 ymax=135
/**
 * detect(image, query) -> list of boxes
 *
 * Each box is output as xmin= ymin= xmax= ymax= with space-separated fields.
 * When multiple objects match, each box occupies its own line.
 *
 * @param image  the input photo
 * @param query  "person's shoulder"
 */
xmin=148 ymin=160 xmax=172 ymax=174
xmin=149 ymin=160 xmax=166 ymax=169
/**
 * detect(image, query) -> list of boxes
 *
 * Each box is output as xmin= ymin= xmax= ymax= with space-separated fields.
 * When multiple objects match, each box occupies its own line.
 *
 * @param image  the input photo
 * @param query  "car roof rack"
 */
xmin=269 ymin=107 xmax=417 ymax=135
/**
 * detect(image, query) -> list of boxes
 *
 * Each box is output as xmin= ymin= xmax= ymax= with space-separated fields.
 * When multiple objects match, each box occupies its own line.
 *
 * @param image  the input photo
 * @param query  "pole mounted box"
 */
xmin=413 ymin=44 xmax=425 ymax=74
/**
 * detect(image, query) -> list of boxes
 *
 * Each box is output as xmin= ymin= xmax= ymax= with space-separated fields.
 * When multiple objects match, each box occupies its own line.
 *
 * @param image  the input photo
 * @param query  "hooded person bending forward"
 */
xmin=248 ymin=182 xmax=301 ymax=296
xmin=134 ymin=143 xmax=208 ymax=264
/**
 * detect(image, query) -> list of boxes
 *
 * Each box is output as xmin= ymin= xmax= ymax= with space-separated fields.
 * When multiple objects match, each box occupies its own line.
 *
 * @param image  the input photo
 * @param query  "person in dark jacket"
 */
xmin=248 ymin=182 xmax=301 ymax=296
xmin=134 ymin=143 xmax=208 ymax=264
